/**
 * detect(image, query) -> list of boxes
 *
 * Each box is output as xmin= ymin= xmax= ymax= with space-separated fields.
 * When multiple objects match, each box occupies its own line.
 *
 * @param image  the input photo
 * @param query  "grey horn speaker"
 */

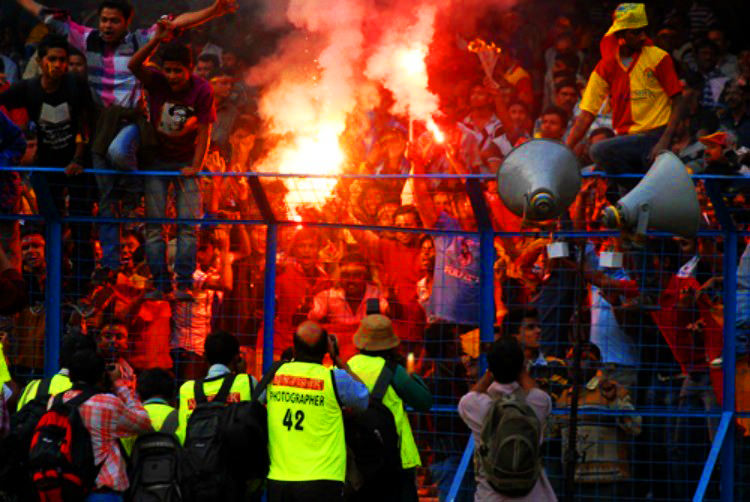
xmin=497 ymin=139 xmax=581 ymax=221
xmin=601 ymin=151 xmax=700 ymax=238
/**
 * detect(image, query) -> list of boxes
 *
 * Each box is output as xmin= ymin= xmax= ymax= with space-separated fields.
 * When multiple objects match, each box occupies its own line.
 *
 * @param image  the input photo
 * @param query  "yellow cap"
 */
xmin=605 ymin=3 xmax=648 ymax=36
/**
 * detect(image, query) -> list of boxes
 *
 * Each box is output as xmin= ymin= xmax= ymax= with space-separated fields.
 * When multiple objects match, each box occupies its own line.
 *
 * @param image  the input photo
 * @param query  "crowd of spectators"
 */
xmin=0 ymin=0 xmax=749 ymax=499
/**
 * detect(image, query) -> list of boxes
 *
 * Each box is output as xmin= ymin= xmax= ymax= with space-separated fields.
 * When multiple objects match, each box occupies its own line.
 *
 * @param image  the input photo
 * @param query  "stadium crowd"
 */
xmin=0 ymin=0 xmax=749 ymax=500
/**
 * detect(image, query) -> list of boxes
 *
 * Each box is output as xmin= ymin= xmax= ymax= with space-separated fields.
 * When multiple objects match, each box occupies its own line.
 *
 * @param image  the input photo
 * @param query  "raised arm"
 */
xmin=171 ymin=0 xmax=237 ymax=31
xmin=411 ymin=155 xmax=438 ymax=229
xmin=14 ymin=0 xmax=44 ymax=18
xmin=127 ymin=22 xmax=171 ymax=87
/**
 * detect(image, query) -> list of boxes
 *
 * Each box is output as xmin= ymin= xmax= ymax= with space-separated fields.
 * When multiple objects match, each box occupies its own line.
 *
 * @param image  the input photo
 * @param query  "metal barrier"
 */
xmin=2 ymin=166 xmax=749 ymax=501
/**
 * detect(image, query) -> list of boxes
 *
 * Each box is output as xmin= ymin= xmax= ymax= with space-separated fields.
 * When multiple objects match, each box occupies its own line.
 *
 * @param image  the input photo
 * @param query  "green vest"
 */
xmin=16 ymin=373 xmax=72 ymax=411
xmin=122 ymin=399 xmax=177 ymax=456
xmin=348 ymin=354 xmax=421 ymax=469
xmin=177 ymin=373 xmax=253 ymax=444
xmin=267 ymin=361 xmax=346 ymax=482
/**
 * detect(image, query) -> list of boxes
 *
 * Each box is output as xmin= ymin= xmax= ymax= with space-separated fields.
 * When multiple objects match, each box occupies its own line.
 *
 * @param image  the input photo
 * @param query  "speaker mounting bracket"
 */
xmin=635 ymin=203 xmax=651 ymax=236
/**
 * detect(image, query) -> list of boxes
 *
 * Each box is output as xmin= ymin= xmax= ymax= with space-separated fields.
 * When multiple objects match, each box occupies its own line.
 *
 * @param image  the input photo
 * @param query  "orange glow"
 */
xmin=396 ymin=47 xmax=427 ymax=76
xmin=272 ymin=124 xmax=345 ymax=217
xmin=427 ymin=118 xmax=444 ymax=143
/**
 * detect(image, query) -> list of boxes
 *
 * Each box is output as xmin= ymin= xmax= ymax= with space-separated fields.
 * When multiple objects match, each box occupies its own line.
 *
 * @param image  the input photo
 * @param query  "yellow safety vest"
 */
xmin=122 ymin=399 xmax=177 ymax=456
xmin=16 ymin=373 xmax=72 ymax=411
xmin=176 ymin=373 xmax=253 ymax=444
xmin=267 ymin=361 xmax=346 ymax=482
xmin=348 ymin=354 xmax=421 ymax=469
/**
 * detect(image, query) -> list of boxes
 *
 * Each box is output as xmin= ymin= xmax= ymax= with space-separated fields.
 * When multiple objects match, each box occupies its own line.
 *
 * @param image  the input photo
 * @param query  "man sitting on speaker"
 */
xmin=566 ymin=3 xmax=685 ymax=198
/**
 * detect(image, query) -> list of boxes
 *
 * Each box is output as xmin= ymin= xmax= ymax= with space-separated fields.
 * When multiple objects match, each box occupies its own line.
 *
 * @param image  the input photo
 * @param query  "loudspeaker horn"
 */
xmin=601 ymin=151 xmax=700 ymax=238
xmin=497 ymin=139 xmax=581 ymax=221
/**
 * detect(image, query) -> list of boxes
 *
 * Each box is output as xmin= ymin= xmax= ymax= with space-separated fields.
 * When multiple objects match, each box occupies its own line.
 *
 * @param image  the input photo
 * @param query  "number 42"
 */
xmin=283 ymin=408 xmax=305 ymax=431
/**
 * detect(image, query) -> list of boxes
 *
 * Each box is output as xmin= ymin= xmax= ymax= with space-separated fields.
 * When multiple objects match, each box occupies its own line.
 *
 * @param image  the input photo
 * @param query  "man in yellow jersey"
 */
xmin=176 ymin=330 xmax=256 ymax=442
xmin=16 ymin=332 xmax=95 ymax=410
xmin=122 ymin=368 xmax=177 ymax=455
xmin=348 ymin=315 xmax=432 ymax=501
xmin=566 ymin=3 xmax=684 ymax=195
xmin=266 ymin=320 xmax=369 ymax=502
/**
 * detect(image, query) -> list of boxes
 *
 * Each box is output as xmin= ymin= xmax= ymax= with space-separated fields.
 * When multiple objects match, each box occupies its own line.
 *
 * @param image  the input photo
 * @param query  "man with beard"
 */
xmin=308 ymin=253 xmax=388 ymax=361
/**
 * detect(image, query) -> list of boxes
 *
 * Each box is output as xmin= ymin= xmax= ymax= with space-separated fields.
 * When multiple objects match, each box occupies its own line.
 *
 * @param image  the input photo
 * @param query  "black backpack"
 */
xmin=128 ymin=409 xmax=182 ymax=502
xmin=0 ymin=378 xmax=55 ymax=497
xmin=28 ymin=388 xmax=100 ymax=502
xmin=345 ymin=361 xmax=401 ymax=491
xmin=180 ymin=370 xmax=275 ymax=502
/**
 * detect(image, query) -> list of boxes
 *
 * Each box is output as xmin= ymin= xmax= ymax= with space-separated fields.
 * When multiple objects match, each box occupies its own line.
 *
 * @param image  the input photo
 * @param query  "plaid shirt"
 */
xmin=43 ymin=10 xmax=156 ymax=109
xmin=57 ymin=382 xmax=151 ymax=491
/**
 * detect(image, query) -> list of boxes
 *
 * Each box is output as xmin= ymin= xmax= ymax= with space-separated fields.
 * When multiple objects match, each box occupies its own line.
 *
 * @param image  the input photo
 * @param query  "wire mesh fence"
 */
xmin=1 ymin=167 xmax=748 ymax=501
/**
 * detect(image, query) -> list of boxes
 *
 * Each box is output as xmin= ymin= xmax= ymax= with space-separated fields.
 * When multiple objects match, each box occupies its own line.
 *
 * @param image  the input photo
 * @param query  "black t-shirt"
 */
xmin=0 ymin=74 xmax=92 ymax=166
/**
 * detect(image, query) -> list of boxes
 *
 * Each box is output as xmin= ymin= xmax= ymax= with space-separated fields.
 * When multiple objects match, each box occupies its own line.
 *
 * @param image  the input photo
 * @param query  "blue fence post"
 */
xmin=720 ymin=230 xmax=737 ymax=502
xmin=465 ymin=178 xmax=495 ymax=373
xmin=44 ymin=220 xmax=62 ymax=377
xmin=706 ymin=180 xmax=737 ymax=501
xmin=447 ymin=435 xmax=475 ymax=502
xmin=262 ymin=223 xmax=278 ymax=374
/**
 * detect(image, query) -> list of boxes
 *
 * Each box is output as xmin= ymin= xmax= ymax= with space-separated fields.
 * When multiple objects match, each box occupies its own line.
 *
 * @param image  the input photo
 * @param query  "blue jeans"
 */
xmin=144 ymin=162 xmax=201 ymax=292
xmin=93 ymin=124 xmax=141 ymax=270
xmin=86 ymin=493 xmax=123 ymax=502
xmin=590 ymin=127 xmax=665 ymax=199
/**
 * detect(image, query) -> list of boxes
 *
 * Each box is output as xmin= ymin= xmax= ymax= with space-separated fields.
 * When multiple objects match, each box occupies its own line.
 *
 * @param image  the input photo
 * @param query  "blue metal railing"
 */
xmin=6 ymin=166 xmax=747 ymax=501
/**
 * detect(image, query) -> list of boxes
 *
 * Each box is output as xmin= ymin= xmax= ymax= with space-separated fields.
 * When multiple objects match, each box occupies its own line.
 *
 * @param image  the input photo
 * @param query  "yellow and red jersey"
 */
xmin=580 ymin=45 xmax=683 ymax=135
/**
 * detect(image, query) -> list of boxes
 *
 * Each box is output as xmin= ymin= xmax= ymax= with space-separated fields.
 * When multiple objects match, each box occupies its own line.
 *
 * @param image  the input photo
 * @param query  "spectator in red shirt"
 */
xmin=353 ymin=205 xmax=425 ymax=347
xmin=273 ymin=227 xmax=329 ymax=358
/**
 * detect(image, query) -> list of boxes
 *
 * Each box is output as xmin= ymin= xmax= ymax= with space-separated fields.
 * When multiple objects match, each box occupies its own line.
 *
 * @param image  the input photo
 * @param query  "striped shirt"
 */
xmin=43 ymin=10 xmax=156 ymax=108
xmin=56 ymin=382 xmax=152 ymax=491
xmin=580 ymin=45 xmax=683 ymax=135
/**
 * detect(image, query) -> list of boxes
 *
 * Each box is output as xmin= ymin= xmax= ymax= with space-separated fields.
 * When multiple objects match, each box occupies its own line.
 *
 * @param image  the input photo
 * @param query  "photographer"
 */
xmin=266 ymin=321 xmax=368 ymax=502
xmin=57 ymin=349 xmax=151 ymax=500
xmin=348 ymin=314 xmax=432 ymax=501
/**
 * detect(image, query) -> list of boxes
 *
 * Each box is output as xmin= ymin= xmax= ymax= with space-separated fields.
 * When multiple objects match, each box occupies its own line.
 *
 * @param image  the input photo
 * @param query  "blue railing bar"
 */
xmin=414 ymin=406 xmax=725 ymax=418
xmin=693 ymin=410 xmax=733 ymax=502
xmin=492 ymin=229 xmax=726 ymax=238
xmin=7 ymin=165 xmax=750 ymax=181
xmin=0 ymin=214 xmax=43 ymax=221
xmin=4 ymin=166 xmax=494 ymax=179
xmin=5 ymin=212 xmax=730 ymax=240
xmin=58 ymin=215 xmax=483 ymax=237
xmin=447 ymin=435 xmax=474 ymax=502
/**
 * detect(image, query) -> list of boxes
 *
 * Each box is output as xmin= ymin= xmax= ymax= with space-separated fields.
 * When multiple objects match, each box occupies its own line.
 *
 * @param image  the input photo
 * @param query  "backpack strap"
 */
xmin=54 ymin=386 xmax=98 ymax=409
xmin=36 ymin=377 xmax=52 ymax=399
xmin=213 ymin=373 xmax=237 ymax=404
xmin=252 ymin=360 xmax=285 ymax=401
xmin=371 ymin=359 xmax=397 ymax=402
xmin=510 ymin=387 xmax=528 ymax=402
xmin=160 ymin=409 xmax=179 ymax=434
